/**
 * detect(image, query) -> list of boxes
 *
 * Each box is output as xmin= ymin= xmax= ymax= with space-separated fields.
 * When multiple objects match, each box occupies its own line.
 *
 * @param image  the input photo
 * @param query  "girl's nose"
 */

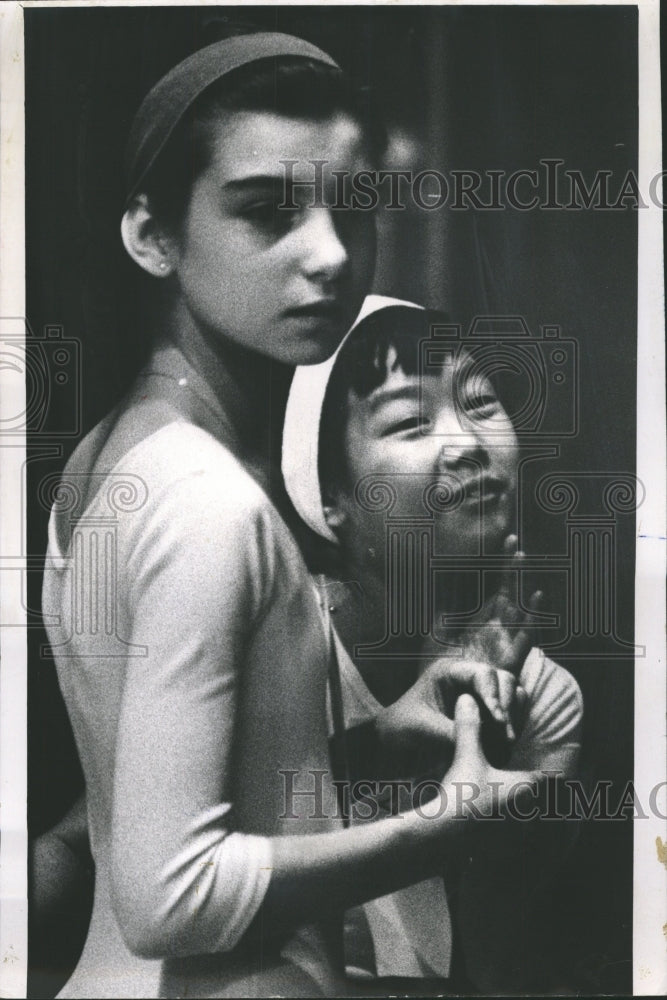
xmin=300 ymin=208 xmax=349 ymax=283
xmin=435 ymin=414 xmax=486 ymax=471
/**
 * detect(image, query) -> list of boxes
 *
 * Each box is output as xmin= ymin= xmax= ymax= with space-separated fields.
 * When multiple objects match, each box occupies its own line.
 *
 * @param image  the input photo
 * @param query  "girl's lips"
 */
xmin=458 ymin=477 xmax=508 ymax=506
xmin=285 ymin=300 xmax=345 ymax=321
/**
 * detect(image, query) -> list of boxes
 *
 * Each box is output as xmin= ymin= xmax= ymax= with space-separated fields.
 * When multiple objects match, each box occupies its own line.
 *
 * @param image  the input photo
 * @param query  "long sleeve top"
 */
xmin=43 ymin=341 xmax=341 ymax=998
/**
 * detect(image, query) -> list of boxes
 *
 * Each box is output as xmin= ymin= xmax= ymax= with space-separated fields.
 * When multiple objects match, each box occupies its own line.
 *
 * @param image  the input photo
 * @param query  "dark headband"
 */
xmin=125 ymin=32 xmax=340 ymax=202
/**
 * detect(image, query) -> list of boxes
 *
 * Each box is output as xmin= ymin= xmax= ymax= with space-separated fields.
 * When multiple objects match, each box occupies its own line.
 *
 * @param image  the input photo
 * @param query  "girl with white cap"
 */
xmin=282 ymin=294 xmax=584 ymax=993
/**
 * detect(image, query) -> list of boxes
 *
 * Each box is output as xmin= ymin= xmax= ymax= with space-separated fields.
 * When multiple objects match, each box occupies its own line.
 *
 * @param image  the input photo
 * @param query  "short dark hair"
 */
xmin=319 ymin=306 xmax=446 ymax=496
xmin=141 ymin=52 xmax=386 ymax=231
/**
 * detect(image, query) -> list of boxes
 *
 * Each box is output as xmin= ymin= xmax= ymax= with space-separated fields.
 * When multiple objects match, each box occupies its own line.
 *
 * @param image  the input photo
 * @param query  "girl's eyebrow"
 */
xmin=224 ymin=173 xmax=286 ymax=192
xmin=368 ymin=382 xmax=421 ymax=413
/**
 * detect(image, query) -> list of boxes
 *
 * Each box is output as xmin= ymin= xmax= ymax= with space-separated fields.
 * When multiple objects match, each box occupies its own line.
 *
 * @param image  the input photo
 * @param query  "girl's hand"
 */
xmin=456 ymin=534 xmax=542 ymax=728
xmin=461 ymin=534 xmax=542 ymax=671
xmin=373 ymin=536 xmax=542 ymax=772
xmin=439 ymin=694 xmax=541 ymax=821
xmin=375 ymin=656 xmax=528 ymax=775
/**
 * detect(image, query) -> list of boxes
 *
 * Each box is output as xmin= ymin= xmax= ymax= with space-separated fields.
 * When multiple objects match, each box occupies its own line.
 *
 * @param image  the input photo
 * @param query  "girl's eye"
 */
xmin=242 ymin=201 xmax=299 ymax=234
xmin=471 ymin=392 xmax=498 ymax=410
xmin=460 ymin=386 xmax=500 ymax=417
xmin=382 ymin=416 xmax=430 ymax=436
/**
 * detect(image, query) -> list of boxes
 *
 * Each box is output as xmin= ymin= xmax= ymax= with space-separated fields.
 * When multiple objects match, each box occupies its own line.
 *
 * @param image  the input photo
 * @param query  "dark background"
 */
xmin=25 ymin=5 xmax=637 ymax=996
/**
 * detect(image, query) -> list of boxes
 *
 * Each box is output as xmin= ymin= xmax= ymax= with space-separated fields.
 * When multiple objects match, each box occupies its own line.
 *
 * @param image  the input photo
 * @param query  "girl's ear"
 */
xmin=322 ymin=479 xmax=350 ymax=538
xmin=120 ymin=194 xmax=175 ymax=279
xmin=323 ymin=500 xmax=347 ymax=537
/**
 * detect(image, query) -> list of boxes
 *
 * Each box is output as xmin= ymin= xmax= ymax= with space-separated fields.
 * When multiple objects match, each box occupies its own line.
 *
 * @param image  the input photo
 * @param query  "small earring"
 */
xmin=159 ymin=261 xmax=167 ymax=271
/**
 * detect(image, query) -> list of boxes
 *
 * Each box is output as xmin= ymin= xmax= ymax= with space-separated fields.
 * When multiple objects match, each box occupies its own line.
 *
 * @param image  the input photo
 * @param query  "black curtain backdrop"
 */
xmin=25 ymin=6 xmax=637 ymax=996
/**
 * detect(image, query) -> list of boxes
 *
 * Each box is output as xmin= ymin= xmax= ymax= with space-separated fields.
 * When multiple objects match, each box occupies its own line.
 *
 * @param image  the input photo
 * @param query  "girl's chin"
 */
xmin=284 ymin=331 xmax=347 ymax=367
xmin=435 ymin=517 xmax=511 ymax=555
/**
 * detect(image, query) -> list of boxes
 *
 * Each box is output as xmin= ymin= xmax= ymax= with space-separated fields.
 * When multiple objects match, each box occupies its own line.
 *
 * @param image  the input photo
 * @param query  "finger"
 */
xmin=514 ymin=684 xmax=528 ymax=712
xmin=498 ymin=544 xmax=526 ymax=627
xmin=470 ymin=665 xmax=506 ymax=724
xmin=520 ymin=589 xmax=543 ymax=633
xmin=503 ymin=533 xmax=518 ymax=558
xmin=508 ymin=590 xmax=544 ymax=670
xmin=433 ymin=658 xmax=505 ymax=721
xmin=451 ymin=694 xmax=483 ymax=766
xmin=507 ymin=625 xmax=533 ymax=675
xmin=431 ymin=656 xmax=488 ymax=696
xmin=510 ymin=684 xmax=529 ymax=737
xmin=420 ymin=712 xmax=457 ymax=746
xmin=507 ymin=549 xmax=525 ymax=612
xmin=527 ymin=589 xmax=544 ymax=644
xmin=496 ymin=670 xmax=518 ymax=740
xmin=528 ymin=590 xmax=543 ymax=615
xmin=498 ymin=534 xmax=518 ymax=601
xmin=429 ymin=658 xmax=468 ymax=714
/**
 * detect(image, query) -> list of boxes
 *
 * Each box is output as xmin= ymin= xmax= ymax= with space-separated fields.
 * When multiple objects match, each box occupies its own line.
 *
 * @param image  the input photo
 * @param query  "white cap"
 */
xmin=282 ymin=294 xmax=425 ymax=544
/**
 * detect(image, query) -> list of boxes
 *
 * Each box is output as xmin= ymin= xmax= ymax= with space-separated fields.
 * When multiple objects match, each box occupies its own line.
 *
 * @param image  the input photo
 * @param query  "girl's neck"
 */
xmin=326 ymin=556 xmax=474 ymax=667
xmin=323 ymin=562 xmax=422 ymax=704
xmin=163 ymin=300 xmax=294 ymax=481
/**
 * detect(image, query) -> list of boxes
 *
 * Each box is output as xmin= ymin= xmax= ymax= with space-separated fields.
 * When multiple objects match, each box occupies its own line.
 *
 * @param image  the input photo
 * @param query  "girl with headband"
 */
xmin=282 ymin=295 xmax=583 ymax=993
xmin=41 ymin=32 xmax=543 ymax=999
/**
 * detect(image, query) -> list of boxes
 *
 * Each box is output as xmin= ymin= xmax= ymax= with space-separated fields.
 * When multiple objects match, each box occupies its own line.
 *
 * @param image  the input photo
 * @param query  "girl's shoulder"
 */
xmin=114 ymin=418 xmax=257 ymax=488
xmin=68 ymin=399 xmax=265 ymax=509
xmin=56 ymin=404 xmax=282 ymax=552
xmin=104 ymin=420 xmax=283 ymax=552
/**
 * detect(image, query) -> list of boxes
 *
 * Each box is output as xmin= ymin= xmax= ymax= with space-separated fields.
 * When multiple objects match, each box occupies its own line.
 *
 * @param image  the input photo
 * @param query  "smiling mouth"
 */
xmin=459 ymin=476 xmax=508 ymax=505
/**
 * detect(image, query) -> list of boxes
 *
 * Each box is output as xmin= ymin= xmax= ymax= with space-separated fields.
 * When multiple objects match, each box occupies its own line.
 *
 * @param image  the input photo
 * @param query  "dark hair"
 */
xmin=319 ymin=307 xmax=445 ymax=496
xmin=141 ymin=54 xmax=386 ymax=231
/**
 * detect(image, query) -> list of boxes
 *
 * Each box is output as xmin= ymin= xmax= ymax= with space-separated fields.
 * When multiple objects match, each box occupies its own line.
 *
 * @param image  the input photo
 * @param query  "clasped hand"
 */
xmin=375 ymin=535 xmax=542 ymax=774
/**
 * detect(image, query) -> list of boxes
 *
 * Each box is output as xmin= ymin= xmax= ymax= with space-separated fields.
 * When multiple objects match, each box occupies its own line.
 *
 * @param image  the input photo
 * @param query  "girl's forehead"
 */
xmin=206 ymin=109 xmax=370 ymax=177
xmin=362 ymin=344 xmax=474 ymax=396
xmin=349 ymin=357 xmax=458 ymax=414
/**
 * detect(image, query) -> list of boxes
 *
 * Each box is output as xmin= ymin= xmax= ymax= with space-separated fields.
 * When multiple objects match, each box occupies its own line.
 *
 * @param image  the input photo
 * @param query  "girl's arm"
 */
xmin=29 ymin=795 xmax=94 ymax=991
xmin=109 ymin=455 xmax=541 ymax=960
xmin=251 ymin=693 xmax=541 ymax=939
xmin=30 ymin=794 xmax=92 ymax=929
